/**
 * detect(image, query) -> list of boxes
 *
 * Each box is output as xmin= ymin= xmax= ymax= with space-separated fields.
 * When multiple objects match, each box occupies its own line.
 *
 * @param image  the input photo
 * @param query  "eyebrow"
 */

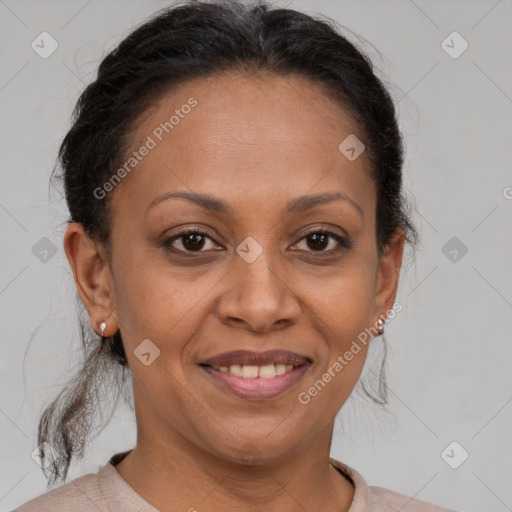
xmin=146 ymin=190 xmax=363 ymax=219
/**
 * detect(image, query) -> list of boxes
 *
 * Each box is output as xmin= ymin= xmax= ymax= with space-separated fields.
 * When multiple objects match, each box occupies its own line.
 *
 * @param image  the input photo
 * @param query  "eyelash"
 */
xmin=162 ymin=227 xmax=351 ymax=255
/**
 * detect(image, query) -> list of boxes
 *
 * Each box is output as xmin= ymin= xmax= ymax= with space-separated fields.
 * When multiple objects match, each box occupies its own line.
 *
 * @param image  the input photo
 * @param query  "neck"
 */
xmin=114 ymin=426 xmax=355 ymax=512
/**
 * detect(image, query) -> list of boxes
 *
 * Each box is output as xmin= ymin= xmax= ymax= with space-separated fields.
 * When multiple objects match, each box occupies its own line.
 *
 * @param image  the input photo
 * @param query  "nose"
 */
xmin=216 ymin=246 xmax=301 ymax=333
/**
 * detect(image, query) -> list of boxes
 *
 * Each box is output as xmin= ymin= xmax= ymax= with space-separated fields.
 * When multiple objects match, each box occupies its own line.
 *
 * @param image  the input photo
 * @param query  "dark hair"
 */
xmin=40 ymin=0 xmax=419 ymax=485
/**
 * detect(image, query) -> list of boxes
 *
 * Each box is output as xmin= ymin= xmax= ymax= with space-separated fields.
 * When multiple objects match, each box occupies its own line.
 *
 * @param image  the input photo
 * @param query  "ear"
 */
xmin=372 ymin=228 xmax=406 ymax=326
xmin=63 ymin=223 xmax=118 ymax=337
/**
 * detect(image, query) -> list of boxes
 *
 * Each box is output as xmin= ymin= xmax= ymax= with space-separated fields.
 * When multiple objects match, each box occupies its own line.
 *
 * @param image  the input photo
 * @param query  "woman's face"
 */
xmin=73 ymin=71 xmax=404 ymax=463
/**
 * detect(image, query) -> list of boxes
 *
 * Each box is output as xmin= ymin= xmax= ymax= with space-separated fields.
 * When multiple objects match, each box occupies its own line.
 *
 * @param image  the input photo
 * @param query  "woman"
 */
xmin=15 ymin=1 xmax=454 ymax=510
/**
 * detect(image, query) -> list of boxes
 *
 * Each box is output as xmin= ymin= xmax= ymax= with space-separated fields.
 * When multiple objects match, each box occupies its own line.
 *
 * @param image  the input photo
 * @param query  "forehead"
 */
xmin=112 ymin=70 xmax=375 ymax=218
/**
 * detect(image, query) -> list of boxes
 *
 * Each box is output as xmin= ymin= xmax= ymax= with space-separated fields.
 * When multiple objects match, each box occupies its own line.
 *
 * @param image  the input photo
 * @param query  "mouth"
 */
xmin=199 ymin=350 xmax=312 ymax=400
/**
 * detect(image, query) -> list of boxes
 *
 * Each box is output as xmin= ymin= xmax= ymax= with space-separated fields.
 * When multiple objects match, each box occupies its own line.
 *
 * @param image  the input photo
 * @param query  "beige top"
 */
xmin=14 ymin=451 xmax=455 ymax=511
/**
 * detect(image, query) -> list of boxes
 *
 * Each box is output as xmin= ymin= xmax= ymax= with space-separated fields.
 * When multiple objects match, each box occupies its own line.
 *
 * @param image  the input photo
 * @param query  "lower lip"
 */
xmin=201 ymin=365 xmax=310 ymax=400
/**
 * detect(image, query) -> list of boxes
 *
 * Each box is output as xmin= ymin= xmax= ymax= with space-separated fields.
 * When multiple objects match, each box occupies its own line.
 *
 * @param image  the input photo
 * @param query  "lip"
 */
xmin=199 ymin=350 xmax=312 ymax=400
xmin=201 ymin=349 xmax=311 ymax=367
xmin=201 ymin=364 xmax=310 ymax=400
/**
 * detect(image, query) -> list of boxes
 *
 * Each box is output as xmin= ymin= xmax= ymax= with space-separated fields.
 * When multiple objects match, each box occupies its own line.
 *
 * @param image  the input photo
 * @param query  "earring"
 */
xmin=377 ymin=317 xmax=385 ymax=336
xmin=100 ymin=321 xmax=107 ymax=337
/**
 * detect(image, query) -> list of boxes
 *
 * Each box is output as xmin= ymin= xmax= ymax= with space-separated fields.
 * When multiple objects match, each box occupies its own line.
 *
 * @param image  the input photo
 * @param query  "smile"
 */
xmin=211 ymin=363 xmax=295 ymax=378
xmin=199 ymin=349 xmax=312 ymax=400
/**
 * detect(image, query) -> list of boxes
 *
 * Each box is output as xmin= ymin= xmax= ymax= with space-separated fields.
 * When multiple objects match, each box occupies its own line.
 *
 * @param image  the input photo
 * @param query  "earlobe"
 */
xmin=98 ymin=317 xmax=118 ymax=338
xmin=63 ymin=223 xmax=118 ymax=336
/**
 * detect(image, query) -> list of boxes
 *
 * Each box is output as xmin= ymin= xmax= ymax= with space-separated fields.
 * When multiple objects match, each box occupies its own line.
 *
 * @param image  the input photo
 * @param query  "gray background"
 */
xmin=1 ymin=1 xmax=511 ymax=511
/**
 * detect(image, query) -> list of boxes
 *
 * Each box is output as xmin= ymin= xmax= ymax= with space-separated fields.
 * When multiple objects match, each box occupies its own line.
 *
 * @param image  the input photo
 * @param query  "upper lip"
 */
xmin=201 ymin=350 xmax=312 ymax=368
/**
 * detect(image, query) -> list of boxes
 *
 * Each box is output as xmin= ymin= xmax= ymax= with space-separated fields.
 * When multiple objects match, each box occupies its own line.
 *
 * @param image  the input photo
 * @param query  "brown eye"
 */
xmin=163 ymin=229 xmax=219 ymax=253
xmin=294 ymin=230 xmax=351 ymax=253
xmin=305 ymin=232 xmax=330 ymax=251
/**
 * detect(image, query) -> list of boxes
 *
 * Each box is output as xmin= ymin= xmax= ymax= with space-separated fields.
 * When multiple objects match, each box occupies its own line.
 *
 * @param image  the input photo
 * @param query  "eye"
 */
xmin=293 ymin=229 xmax=351 ymax=253
xmin=162 ymin=229 xmax=221 ymax=253
xmin=162 ymin=227 xmax=351 ymax=255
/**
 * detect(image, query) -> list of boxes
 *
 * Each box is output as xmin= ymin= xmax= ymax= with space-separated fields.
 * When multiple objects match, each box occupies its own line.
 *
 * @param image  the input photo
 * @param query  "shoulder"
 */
xmin=329 ymin=457 xmax=456 ymax=512
xmin=13 ymin=470 xmax=109 ymax=512
xmin=367 ymin=485 xmax=456 ymax=511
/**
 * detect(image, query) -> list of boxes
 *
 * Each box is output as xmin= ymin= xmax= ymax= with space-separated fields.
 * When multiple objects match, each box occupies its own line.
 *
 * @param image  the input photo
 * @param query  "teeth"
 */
xmin=258 ymin=364 xmax=276 ymax=378
xmin=229 ymin=364 xmax=242 ymax=376
xmin=275 ymin=364 xmax=286 ymax=375
xmin=241 ymin=365 xmax=259 ymax=378
xmin=212 ymin=363 xmax=297 ymax=378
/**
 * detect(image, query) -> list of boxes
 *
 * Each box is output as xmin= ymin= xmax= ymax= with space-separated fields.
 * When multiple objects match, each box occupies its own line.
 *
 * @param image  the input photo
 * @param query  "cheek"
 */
xmin=306 ymin=255 xmax=376 ymax=335
xmin=301 ymin=251 xmax=376 ymax=388
xmin=298 ymin=277 xmax=372 ymax=415
xmin=111 ymin=242 xmax=221 ymax=355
